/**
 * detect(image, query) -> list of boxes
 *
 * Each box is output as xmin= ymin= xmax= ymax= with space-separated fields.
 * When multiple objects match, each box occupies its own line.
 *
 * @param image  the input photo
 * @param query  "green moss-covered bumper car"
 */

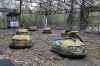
xmin=50 ymin=31 xmax=86 ymax=58
xmin=42 ymin=27 xmax=52 ymax=34
xmin=9 ymin=35 xmax=34 ymax=49
xmin=28 ymin=26 xmax=38 ymax=31
xmin=9 ymin=29 xmax=34 ymax=49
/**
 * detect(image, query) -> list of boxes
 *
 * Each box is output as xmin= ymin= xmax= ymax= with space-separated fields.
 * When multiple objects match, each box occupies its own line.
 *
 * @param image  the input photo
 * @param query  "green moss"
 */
xmin=52 ymin=43 xmax=68 ymax=52
xmin=88 ymin=53 xmax=100 ymax=60
xmin=86 ymin=44 xmax=99 ymax=51
xmin=52 ymin=44 xmax=60 ymax=50
xmin=86 ymin=44 xmax=100 ymax=60
xmin=60 ymin=46 xmax=68 ymax=52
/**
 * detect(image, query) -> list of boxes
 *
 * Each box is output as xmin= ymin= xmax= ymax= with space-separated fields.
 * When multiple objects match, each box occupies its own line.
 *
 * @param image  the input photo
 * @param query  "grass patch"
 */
xmin=86 ymin=44 xmax=100 ymax=60
xmin=88 ymin=53 xmax=100 ymax=60
xmin=86 ymin=44 xmax=99 ymax=51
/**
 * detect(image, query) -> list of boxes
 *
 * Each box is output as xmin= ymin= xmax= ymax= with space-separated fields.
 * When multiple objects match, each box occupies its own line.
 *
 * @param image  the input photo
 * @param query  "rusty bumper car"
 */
xmin=28 ymin=26 xmax=38 ymax=31
xmin=42 ymin=27 xmax=52 ymax=34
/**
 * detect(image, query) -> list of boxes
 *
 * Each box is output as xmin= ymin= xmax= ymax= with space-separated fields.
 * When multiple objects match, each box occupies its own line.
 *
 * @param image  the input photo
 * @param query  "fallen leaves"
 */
xmin=0 ymin=29 xmax=100 ymax=66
